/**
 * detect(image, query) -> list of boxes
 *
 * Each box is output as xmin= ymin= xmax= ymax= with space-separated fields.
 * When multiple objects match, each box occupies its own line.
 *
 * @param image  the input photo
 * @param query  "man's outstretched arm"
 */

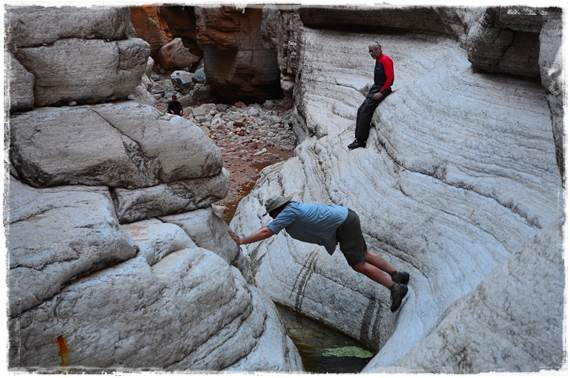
xmin=229 ymin=227 xmax=274 ymax=245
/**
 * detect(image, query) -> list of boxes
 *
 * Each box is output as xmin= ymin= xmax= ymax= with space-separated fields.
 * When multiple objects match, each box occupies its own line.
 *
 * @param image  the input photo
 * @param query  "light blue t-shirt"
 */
xmin=267 ymin=202 xmax=349 ymax=254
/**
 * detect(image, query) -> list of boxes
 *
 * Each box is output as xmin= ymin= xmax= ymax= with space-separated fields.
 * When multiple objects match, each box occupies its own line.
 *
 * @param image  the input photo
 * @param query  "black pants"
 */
xmin=355 ymin=87 xmax=391 ymax=145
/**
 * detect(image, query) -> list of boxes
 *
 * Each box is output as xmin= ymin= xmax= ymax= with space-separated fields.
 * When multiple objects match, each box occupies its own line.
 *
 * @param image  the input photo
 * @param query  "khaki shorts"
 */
xmin=336 ymin=209 xmax=367 ymax=267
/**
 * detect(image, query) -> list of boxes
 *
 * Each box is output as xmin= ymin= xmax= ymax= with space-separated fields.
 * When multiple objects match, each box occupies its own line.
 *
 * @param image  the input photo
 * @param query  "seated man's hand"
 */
xmin=371 ymin=91 xmax=383 ymax=101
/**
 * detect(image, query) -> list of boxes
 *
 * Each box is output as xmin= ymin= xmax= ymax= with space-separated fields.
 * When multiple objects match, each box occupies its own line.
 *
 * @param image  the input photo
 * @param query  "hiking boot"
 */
xmin=347 ymin=140 xmax=364 ymax=150
xmin=390 ymin=271 xmax=410 ymax=285
xmin=390 ymin=283 xmax=408 ymax=312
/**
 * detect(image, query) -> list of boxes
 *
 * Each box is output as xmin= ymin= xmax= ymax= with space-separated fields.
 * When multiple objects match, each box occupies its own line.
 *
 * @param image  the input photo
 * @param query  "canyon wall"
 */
xmin=5 ymin=6 xmax=302 ymax=372
xmin=4 ymin=4 xmax=564 ymax=373
xmin=231 ymin=5 xmax=564 ymax=372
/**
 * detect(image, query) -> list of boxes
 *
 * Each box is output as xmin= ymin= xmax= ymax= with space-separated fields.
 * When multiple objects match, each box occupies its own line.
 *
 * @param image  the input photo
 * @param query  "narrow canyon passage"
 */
xmin=5 ymin=4 xmax=563 ymax=373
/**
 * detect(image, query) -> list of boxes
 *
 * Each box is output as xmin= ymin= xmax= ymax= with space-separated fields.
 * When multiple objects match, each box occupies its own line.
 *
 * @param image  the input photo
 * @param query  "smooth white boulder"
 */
xmin=121 ymin=219 xmax=196 ymax=266
xmin=162 ymin=207 xmax=239 ymax=264
xmin=113 ymin=168 xmax=230 ymax=223
xmin=9 ymin=247 xmax=302 ymax=371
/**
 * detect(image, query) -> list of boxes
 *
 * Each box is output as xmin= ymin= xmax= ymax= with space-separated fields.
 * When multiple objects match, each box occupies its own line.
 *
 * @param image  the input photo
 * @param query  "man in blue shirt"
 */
xmin=228 ymin=194 xmax=409 ymax=312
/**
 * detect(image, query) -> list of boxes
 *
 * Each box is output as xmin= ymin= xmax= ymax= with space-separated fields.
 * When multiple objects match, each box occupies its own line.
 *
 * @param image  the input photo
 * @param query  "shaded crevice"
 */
xmin=8 ymin=205 xmax=60 ymax=225
xmin=107 ymin=187 xmax=122 ymax=221
xmin=8 ymin=142 xmax=53 ymax=188
xmin=9 ymin=35 xmax=125 ymax=50
xmin=544 ymin=96 xmax=564 ymax=184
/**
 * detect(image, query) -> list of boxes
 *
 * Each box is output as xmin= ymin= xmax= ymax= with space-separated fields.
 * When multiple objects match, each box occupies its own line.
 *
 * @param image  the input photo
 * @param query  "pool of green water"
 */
xmin=275 ymin=304 xmax=375 ymax=373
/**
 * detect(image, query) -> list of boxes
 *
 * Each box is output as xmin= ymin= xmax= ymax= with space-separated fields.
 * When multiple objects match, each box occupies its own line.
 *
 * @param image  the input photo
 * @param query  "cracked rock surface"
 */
xmin=10 ymin=102 xmax=223 ymax=189
xmin=6 ymin=6 xmax=145 ymax=108
xmin=161 ymin=207 xmax=239 ymax=264
xmin=7 ymin=52 xmax=34 ymax=111
xmin=6 ymin=177 xmax=137 ymax=317
xmin=231 ymin=26 xmax=563 ymax=371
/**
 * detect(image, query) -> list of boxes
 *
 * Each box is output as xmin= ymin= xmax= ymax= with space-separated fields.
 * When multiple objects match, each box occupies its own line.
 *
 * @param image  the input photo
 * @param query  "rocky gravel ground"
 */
xmin=151 ymin=76 xmax=298 ymax=222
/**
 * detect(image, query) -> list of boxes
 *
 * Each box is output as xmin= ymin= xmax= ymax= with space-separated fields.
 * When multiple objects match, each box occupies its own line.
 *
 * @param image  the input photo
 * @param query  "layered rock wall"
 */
xmin=382 ymin=226 xmax=564 ymax=373
xmin=195 ymin=6 xmax=282 ymax=102
xmin=466 ymin=6 xmax=564 ymax=178
xmin=466 ymin=7 xmax=546 ymax=78
xmin=129 ymin=5 xmax=171 ymax=55
xmin=6 ymin=7 xmax=149 ymax=108
xmin=231 ymin=7 xmax=564 ymax=372
xmin=158 ymin=5 xmax=201 ymax=55
xmin=6 ymin=6 xmax=302 ymax=372
xmin=298 ymin=6 xmax=483 ymax=44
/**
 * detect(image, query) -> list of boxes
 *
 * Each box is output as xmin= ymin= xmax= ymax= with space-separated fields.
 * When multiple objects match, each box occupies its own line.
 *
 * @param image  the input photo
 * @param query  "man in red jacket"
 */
xmin=348 ymin=43 xmax=394 ymax=150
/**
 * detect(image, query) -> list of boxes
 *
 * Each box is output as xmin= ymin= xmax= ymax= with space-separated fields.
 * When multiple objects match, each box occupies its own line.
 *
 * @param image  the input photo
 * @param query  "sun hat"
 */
xmin=265 ymin=193 xmax=294 ymax=213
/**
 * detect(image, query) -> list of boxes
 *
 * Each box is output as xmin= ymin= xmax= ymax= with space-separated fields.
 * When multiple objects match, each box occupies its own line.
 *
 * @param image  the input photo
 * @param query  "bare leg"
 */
xmin=364 ymin=251 xmax=396 ymax=275
xmin=352 ymin=261 xmax=393 ymax=289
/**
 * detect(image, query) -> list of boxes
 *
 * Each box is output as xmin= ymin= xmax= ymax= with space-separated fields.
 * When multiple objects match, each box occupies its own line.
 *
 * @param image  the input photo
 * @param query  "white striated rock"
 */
xmin=379 ymin=225 xmax=564 ymax=373
xmin=6 ymin=6 xmax=131 ymax=47
xmin=232 ymin=27 xmax=562 ymax=370
xmin=10 ymin=102 xmax=223 ymax=189
xmin=162 ymin=207 xmax=239 ymax=264
xmin=15 ymin=38 xmax=150 ymax=106
xmin=434 ymin=8 xmax=485 ymax=46
xmin=113 ymin=168 xmax=230 ymax=223
xmin=8 ymin=247 xmax=302 ymax=371
xmin=225 ymin=286 xmax=303 ymax=372
xmin=6 ymin=177 xmax=137 ymax=317
xmin=7 ymin=53 xmax=35 ymax=111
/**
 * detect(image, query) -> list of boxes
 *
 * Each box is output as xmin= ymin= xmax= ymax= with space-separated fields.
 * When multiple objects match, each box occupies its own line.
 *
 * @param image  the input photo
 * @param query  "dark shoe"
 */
xmin=390 ymin=271 xmax=410 ymax=285
xmin=347 ymin=140 xmax=364 ymax=150
xmin=390 ymin=283 xmax=408 ymax=312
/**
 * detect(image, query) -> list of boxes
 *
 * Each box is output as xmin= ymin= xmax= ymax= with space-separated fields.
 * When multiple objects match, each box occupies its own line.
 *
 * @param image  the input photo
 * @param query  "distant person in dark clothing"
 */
xmin=348 ymin=42 xmax=394 ymax=150
xmin=167 ymin=95 xmax=183 ymax=116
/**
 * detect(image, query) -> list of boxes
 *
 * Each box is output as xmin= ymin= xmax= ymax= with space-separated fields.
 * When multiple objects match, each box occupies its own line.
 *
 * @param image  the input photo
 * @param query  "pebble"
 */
xmin=254 ymin=148 xmax=268 ymax=156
